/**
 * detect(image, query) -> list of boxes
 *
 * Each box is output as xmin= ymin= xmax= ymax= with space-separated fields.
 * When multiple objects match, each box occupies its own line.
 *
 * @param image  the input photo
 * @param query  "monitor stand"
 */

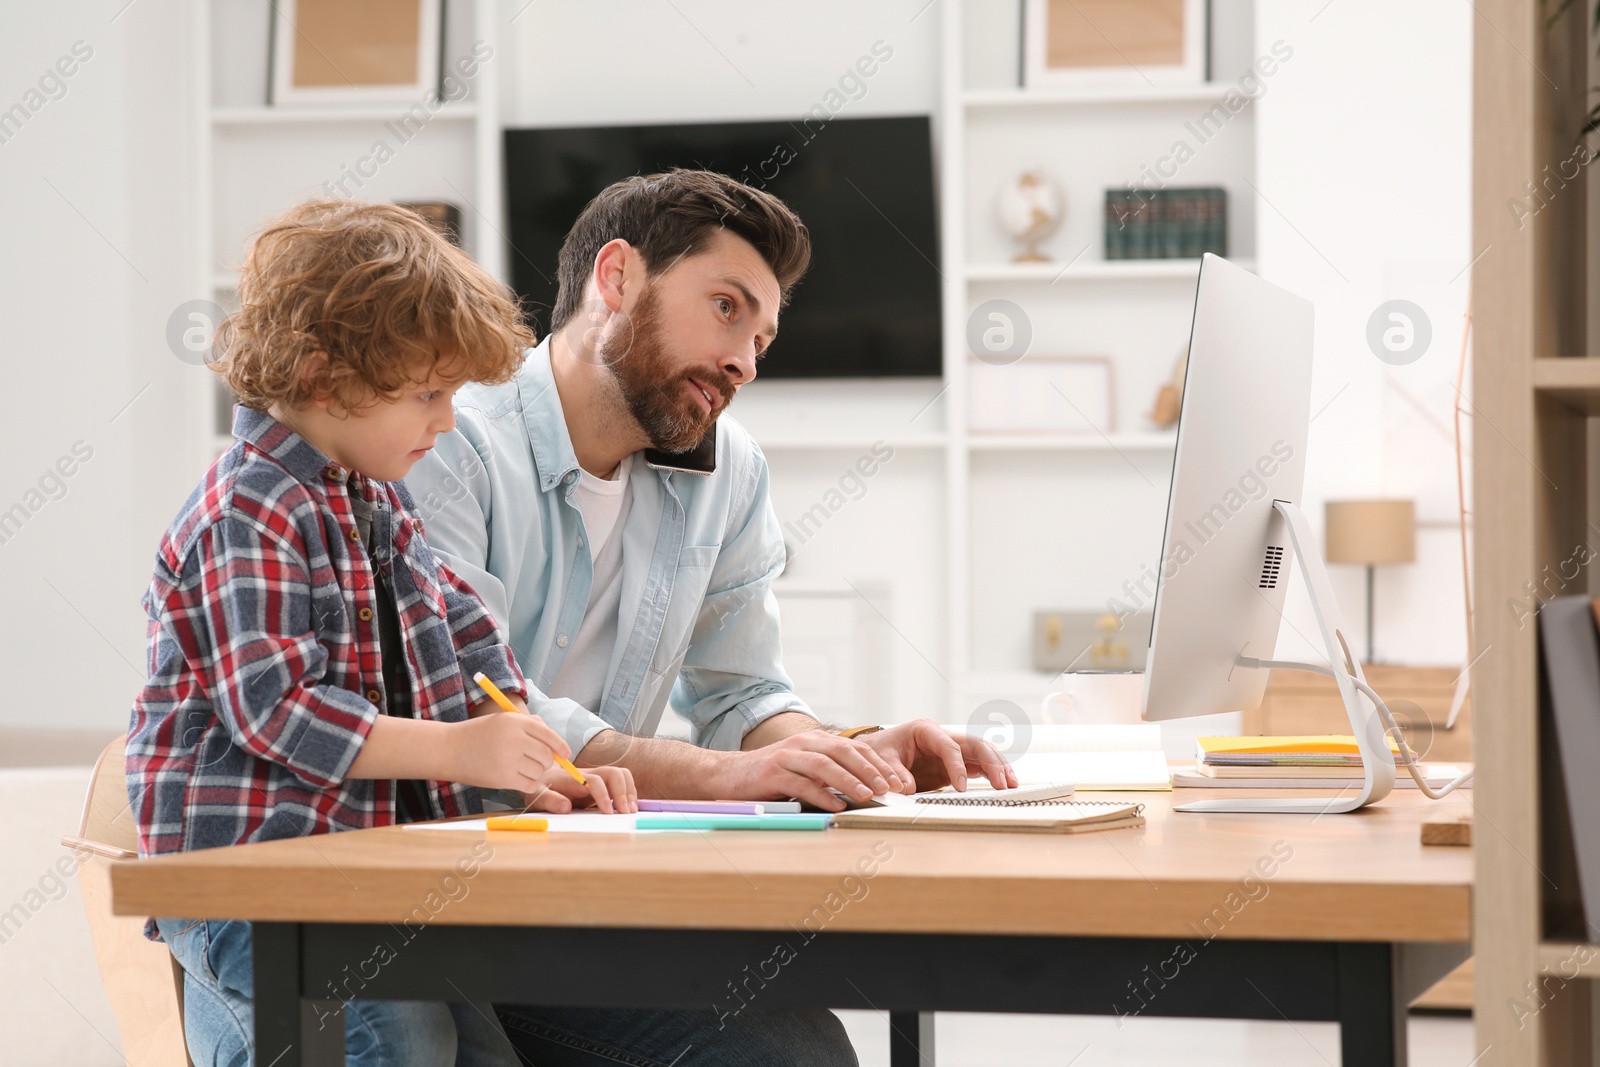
xmin=1173 ymin=500 xmax=1397 ymax=815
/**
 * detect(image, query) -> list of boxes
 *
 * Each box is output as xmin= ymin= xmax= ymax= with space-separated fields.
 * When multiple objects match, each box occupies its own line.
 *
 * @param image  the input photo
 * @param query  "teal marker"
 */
xmin=635 ymin=814 xmax=833 ymax=831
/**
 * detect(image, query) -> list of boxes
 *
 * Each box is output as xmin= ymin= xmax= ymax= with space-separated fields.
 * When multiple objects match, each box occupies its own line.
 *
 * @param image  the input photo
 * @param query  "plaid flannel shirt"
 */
xmin=127 ymin=406 xmax=526 ymax=868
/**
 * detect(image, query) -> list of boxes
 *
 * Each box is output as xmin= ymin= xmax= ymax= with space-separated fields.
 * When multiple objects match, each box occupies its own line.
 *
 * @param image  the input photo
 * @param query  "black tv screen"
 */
xmin=503 ymin=115 xmax=941 ymax=379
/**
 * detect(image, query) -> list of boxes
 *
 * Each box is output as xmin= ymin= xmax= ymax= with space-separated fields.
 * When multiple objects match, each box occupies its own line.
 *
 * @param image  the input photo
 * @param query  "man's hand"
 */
xmin=718 ymin=728 xmax=908 ymax=812
xmin=523 ymin=763 xmax=638 ymax=815
xmin=859 ymin=719 xmax=1019 ymax=794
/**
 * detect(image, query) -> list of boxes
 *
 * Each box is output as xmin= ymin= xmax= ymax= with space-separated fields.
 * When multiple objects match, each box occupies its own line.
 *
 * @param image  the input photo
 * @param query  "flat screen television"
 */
xmin=503 ymin=115 xmax=941 ymax=379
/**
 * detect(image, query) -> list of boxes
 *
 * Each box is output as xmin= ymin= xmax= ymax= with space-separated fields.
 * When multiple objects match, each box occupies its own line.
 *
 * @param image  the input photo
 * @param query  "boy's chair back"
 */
xmin=59 ymin=735 xmax=192 ymax=1067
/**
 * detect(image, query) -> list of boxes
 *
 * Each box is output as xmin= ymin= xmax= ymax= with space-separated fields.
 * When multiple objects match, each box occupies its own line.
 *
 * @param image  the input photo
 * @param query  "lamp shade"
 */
xmin=1324 ymin=500 xmax=1416 ymax=565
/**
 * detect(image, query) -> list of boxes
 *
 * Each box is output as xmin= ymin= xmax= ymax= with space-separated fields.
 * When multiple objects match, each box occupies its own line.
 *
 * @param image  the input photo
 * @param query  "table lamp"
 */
xmin=1324 ymin=499 xmax=1416 ymax=664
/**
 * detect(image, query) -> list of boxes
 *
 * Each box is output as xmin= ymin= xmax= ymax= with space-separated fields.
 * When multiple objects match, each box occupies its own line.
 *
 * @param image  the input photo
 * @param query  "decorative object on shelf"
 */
xmin=970 ymin=355 xmax=1115 ymax=434
xmin=269 ymin=0 xmax=442 ymax=106
xmin=1104 ymin=186 xmax=1226 ymax=259
xmin=395 ymin=201 xmax=462 ymax=246
xmin=1032 ymin=611 xmax=1151 ymax=672
xmin=1147 ymin=345 xmax=1189 ymax=429
xmin=1324 ymin=499 xmax=1417 ymax=663
xmin=1023 ymin=0 xmax=1206 ymax=89
xmin=996 ymin=171 xmax=1064 ymax=263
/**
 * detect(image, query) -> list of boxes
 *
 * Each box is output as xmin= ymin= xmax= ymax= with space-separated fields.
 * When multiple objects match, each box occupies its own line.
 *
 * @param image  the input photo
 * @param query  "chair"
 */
xmin=60 ymin=735 xmax=192 ymax=1067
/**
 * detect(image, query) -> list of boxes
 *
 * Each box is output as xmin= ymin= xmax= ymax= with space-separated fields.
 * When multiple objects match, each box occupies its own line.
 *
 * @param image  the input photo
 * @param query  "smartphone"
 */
xmin=643 ymin=424 xmax=717 ymax=475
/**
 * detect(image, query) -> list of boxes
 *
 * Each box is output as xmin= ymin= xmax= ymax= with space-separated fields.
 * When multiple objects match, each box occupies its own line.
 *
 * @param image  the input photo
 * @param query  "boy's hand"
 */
xmin=523 ymin=764 xmax=638 ymax=815
xmin=447 ymin=711 xmax=571 ymax=793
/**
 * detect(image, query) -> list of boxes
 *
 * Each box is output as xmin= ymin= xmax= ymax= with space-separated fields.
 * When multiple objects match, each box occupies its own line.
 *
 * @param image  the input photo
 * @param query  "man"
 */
xmin=408 ymin=169 xmax=1015 ymax=1065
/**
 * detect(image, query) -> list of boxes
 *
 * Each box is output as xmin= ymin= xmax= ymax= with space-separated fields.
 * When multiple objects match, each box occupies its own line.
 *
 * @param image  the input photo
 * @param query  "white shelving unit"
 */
xmin=931 ymin=0 xmax=1256 ymax=718
xmin=738 ymin=3 xmax=1256 ymax=722
xmin=192 ymin=0 xmax=503 ymax=462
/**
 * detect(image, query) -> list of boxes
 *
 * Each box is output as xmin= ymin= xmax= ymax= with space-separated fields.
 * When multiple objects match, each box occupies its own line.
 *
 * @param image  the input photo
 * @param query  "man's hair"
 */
xmin=550 ymin=169 xmax=811 ymax=333
xmin=214 ymin=199 xmax=535 ymax=412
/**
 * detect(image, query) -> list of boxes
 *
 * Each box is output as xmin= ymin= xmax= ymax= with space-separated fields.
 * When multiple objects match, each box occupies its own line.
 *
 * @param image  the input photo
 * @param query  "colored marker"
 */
xmin=485 ymin=816 xmax=548 ymax=832
xmin=635 ymin=814 xmax=833 ymax=831
xmin=473 ymin=672 xmax=587 ymax=787
xmin=637 ymin=800 xmax=801 ymax=816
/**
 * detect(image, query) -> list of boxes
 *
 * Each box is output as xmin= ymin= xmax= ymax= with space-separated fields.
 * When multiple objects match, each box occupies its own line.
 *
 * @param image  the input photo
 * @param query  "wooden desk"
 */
xmin=112 ymin=789 xmax=1471 ymax=1067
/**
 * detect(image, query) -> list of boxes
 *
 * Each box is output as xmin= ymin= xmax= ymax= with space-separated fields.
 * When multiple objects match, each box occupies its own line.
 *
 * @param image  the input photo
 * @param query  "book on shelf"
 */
xmin=1538 ymin=596 xmax=1600 ymax=938
xmin=1103 ymin=186 xmax=1227 ymax=261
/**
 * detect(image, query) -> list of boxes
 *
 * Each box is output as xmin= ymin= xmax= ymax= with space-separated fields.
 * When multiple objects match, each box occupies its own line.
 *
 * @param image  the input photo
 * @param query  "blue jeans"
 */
xmin=494 ymin=1004 xmax=859 ymax=1067
xmin=157 ymin=918 xmax=520 ymax=1067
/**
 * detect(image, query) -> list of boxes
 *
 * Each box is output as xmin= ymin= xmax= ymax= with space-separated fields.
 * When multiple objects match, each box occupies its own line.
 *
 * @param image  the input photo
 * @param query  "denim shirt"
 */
xmin=405 ymin=340 xmax=810 ymax=755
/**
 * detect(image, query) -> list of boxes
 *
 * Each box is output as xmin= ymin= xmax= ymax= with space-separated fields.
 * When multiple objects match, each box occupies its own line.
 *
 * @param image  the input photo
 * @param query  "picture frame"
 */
xmin=269 ymin=0 xmax=443 ymax=106
xmin=1022 ymin=0 xmax=1207 ymax=89
xmin=969 ymin=355 xmax=1116 ymax=435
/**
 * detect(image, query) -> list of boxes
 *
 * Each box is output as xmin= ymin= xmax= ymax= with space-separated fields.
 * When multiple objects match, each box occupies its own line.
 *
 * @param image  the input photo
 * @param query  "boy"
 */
xmin=127 ymin=200 xmax=635 ymax=1067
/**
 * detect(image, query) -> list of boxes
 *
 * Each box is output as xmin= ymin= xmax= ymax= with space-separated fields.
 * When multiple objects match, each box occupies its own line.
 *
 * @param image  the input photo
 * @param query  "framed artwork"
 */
xmin=969 ymin=356 xmax=1116 ymax=434
xmin=1023 ymin=0 xmax=1207 ymax=89
xmin=269 ymin=0 xmax=443 ymax=106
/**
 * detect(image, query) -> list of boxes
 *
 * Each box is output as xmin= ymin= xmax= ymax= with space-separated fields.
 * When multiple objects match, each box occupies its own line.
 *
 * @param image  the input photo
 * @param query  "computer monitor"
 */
xmin=1139 ymin=254 xmax=1398 ymax=814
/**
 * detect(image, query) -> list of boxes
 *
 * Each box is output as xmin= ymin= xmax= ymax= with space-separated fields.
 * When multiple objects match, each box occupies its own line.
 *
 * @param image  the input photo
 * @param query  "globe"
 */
xmin=997 ymin=171 xmax=1063 ymax=263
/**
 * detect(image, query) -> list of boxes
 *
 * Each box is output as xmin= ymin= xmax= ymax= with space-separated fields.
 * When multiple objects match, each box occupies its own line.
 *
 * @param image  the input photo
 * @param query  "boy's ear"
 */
xmin=299 ymin=351 xmax=340 ymax=414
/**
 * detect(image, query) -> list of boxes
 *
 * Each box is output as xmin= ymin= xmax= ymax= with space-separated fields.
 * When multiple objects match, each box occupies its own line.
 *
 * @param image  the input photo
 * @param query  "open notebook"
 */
xmin=833 ymin=800 xmax=1144 ymax=834
xmin=945 ymin=723 xmax=1172 ymax=791
xmin=844 ymin=782 xmax=1076 ymax=809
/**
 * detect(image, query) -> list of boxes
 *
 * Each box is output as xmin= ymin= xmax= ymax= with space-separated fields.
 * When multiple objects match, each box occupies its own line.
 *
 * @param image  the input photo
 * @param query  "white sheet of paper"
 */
xmin=1008 ymin=751 xmax=1172 ymax=790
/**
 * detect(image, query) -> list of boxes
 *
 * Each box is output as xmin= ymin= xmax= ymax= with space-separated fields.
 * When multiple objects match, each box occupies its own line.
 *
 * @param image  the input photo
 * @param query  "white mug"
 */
xmin=1042 ymin=671 xmax=1145 ymax=725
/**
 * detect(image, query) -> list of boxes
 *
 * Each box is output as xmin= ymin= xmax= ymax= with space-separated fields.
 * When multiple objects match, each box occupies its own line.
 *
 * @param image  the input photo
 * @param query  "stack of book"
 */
xmin=1172 ymin=735 xmax=1464 ymax=790
xmin=1103 ymin=186 xmax=1227 ymax=260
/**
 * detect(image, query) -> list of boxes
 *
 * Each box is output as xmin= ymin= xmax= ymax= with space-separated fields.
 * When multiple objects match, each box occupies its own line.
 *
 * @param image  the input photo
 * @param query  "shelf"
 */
xmin=963 ymin=84 xmax=1249 ymax=110
xmin=211 ymin=104 xmax=478 ymax=126
xmin=1538 ymin=943 xmax=1600 ymax=977
xmin=966 ymin=258 xmax=1250 ymax=283
xmin=967 ymin=433 xmax=1176 ymax=452
xmin=1533 ymin=357 xmax=1600 ymax=413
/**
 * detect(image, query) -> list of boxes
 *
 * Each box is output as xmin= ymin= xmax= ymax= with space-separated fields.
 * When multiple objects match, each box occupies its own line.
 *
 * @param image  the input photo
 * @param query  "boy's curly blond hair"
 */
xmin=213 ymin=200 xmax=535 ymax=412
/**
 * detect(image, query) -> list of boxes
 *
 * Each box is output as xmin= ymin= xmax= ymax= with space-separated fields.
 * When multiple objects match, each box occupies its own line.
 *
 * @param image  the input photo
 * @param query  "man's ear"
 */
xmin=591 ymin=239 xmax=635 ymax=314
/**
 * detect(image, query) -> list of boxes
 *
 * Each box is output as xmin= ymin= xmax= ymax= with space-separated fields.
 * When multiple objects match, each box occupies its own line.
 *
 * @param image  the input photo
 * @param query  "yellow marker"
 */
xmin=472 ymin=672 xmax=588 ymax=786
xmin=485 ymin=816 xmax=548 ymax=832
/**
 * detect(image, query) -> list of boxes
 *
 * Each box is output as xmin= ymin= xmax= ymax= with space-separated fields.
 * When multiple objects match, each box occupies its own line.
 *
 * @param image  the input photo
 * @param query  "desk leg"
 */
xmin=889 ymin=1010 xmax=935 ymax=1067
xmin=254 ymin=922 xmax=346 ymax=1067
xmin=1337 ymin=943 xmax=1406 ymax=1067
xmin=255 ymin=923 xmax=303 ymax=1067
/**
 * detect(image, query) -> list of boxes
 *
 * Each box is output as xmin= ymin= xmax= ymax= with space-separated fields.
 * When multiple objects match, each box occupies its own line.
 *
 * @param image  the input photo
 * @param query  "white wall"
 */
xmin=0 ymin=2 xmax=200 ymax=733
xmin=1254 ymin=0 xmax=1474 ymax=666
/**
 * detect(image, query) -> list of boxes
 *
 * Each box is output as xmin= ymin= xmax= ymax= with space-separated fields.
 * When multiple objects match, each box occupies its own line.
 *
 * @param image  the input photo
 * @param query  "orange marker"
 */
xmin=472 ymin=672 xmax=588 ymax=786
xmin=485 ymin=815 xmax=549 ymax=832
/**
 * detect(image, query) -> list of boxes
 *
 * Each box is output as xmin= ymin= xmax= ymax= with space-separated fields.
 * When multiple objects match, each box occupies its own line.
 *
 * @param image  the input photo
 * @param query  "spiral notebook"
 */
xmin=891 ymin=782 xmax=1077 ymax=806
xmin=837 ymin=782 xmax=1076 ymax=811
xmin=833 ymin=799 xmax=1144 ymax=834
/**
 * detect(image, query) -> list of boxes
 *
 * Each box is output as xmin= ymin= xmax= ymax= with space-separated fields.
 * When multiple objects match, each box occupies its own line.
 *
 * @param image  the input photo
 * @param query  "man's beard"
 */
xmin=600 ymin=286 xmax=733 ymax=453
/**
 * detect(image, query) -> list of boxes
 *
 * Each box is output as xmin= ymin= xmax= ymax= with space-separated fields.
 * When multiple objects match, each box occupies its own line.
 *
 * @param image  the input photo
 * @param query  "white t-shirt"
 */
xmin=547 ymin=463 xmax=631 ymax=712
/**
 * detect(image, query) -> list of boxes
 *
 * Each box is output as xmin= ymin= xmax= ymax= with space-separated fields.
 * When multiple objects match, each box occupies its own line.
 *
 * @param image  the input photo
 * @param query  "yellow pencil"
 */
xmin=485 ymin=815 xmax=549 ymax=832
xmin=472 ymin=672 xmax=588 ymax=786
